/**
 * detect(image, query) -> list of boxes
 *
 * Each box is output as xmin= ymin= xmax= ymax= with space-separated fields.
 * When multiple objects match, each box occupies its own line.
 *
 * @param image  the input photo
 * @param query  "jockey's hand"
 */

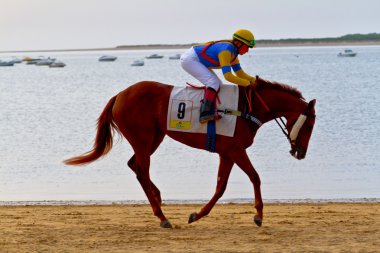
xmin=249 ymin=77 xmax=257 ymax=88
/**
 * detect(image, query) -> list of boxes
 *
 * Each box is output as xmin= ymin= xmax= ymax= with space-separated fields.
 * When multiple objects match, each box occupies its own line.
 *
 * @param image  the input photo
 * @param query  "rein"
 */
xmin=246 ymin=86 xmax=291 ymax=142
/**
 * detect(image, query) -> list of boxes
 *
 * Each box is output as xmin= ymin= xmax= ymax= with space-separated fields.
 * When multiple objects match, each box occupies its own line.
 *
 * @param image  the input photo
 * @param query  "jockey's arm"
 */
xmin=234 ymin=66 xmax=256 ymax=83
xmin=230 ymin=56 xmax=256 ymax=84
xmin=218 ymin=51 xmax=250 ymax=87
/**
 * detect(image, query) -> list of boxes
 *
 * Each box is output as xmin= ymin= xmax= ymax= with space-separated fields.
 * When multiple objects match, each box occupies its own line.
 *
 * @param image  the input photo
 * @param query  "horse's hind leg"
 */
xmin=128 ymin=155 xmax=161 ymax=204
xmin=188 ymin=155 xmax=234 ymax=223
xmin=127 ymin=130 xmax=171 ymax=228
xmin=133 ymin=150 xmax=172 ymax=228
xmin=127 ymin=130 xmax=165 ymax=205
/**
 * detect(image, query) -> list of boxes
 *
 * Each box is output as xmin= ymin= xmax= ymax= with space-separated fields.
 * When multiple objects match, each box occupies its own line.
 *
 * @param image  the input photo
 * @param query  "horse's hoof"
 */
xmin=160 ymin=220 xmax=173 ymax=228
xmin=188 ymin=212 xmax=197 ymax=224
xmin=253 ymin=215 xmax=262 ymax=227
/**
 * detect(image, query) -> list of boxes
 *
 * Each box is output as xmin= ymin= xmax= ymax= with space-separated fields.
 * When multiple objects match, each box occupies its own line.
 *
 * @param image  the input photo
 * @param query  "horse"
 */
xmin=64 ymin=76 xmax=316 ymax=228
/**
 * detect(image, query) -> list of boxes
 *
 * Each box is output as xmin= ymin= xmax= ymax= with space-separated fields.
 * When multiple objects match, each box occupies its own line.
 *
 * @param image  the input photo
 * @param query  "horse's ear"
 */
xmin=308 ymin=99 xmax=316 ymax=109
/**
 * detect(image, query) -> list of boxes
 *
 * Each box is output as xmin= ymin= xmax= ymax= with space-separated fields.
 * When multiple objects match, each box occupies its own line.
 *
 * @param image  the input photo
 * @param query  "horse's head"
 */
xmin=286 ymin=99 xmax=316 ymax=160
xmin=252 ymin=77 xmax=316 ymax=160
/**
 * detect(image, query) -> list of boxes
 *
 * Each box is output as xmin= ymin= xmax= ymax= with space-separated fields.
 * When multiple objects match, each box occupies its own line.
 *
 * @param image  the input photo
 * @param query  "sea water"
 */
xmin=1 ymin=46 xmax=379 ymax=203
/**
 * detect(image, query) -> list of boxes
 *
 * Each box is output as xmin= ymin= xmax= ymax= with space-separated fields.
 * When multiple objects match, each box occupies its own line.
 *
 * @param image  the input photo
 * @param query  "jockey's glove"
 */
xmin=249 ymin=77 xmax=257 ymax=88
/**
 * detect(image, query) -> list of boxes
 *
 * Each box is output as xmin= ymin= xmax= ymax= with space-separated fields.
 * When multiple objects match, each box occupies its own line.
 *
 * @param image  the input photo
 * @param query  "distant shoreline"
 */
xmin=1 ymin=40 xmax=380 ymax=54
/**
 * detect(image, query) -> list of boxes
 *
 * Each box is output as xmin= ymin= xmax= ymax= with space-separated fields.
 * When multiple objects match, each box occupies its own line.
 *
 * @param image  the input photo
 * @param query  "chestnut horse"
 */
xmin=64 ymin=77 xmax=316 ymax=228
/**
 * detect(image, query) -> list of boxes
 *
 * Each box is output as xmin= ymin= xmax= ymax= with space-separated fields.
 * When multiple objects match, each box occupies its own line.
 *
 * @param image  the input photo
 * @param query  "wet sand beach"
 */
xmin=1 ymin=203 xmax=379 ymax=252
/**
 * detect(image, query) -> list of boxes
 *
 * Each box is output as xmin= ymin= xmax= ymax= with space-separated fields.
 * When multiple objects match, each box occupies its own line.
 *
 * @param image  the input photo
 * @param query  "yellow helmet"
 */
xmin=233 ymin=29 xmax=256 ymax=47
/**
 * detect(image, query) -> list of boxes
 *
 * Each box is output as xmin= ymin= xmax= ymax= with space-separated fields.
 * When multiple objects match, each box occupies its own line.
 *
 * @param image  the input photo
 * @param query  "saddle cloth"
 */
xmin=167 ymin=84 xmax=239 ymax=137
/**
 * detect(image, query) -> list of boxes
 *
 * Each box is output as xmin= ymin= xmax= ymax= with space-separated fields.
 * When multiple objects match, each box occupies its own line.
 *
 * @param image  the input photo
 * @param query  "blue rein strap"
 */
xmin=206 ymin=120 xmax=216 ymax=152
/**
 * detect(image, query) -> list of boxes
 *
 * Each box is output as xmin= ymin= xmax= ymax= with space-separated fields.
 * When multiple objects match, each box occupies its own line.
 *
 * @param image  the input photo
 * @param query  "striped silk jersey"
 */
xmin=193 ymin=41 xmax=254 ymax=86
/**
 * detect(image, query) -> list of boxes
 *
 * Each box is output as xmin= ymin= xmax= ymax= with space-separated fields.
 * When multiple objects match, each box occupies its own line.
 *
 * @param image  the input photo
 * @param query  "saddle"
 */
xmin=167 ymin=84 xmax=239 ymax=137
xmin=167 ymin=84 xmax=262 ymax=152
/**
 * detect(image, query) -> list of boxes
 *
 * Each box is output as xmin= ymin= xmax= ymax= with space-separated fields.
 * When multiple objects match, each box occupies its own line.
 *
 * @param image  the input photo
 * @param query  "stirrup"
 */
xmin=199 ymin=113 xmax=215 ymax=123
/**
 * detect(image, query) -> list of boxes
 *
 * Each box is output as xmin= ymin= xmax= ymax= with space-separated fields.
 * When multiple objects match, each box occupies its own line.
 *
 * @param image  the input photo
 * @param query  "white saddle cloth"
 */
xmin=167 ymin=84 xmax=239 ymax=137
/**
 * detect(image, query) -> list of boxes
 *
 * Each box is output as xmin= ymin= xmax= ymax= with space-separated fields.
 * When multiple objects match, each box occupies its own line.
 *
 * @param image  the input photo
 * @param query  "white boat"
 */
xmin=49 ymin=61 xmax=66 ymax=68
xmin=99 ymin=55 xmax=117 ymax=62
xmin=169 ymin=54 xmax=181 ymax=60
xmin=146 ymin=54 xmax=164 ymax=59
xmin=131 ymin=59 xmax=144 ymax=66
xmin=25 ymin=57 xmax=55 ymax=65
xmin=36 ymin=58 xmax=55 ymax=66
xmin=0 ymin=61 xmax=14 ymax=67
xmin=338 ymin=49 xmax=357 ymax=57
xmin=10 ymin=57 xmax=22 ymax=64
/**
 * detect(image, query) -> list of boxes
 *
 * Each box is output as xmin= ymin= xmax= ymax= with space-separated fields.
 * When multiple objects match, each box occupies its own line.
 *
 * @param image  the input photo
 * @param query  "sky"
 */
xmin=1 ymin=0 xmax=380 ymax=51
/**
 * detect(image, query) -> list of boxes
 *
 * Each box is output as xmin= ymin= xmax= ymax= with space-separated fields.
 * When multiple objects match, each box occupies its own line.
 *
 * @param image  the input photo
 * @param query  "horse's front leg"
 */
xmin=232 ymin=150 xmax=263 ymax=226
xmin=188 ymin=155 xmax=234 ymax=223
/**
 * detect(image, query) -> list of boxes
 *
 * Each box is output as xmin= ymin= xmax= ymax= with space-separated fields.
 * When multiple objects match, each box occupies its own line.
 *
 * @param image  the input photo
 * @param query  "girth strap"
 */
xmin=217 ymin=109 xmax=262 ymax=127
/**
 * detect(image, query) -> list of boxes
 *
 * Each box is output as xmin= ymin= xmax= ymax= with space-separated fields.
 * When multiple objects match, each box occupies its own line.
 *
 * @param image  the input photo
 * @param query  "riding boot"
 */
xmin=199 ymin=87 xmax=217 ymax=123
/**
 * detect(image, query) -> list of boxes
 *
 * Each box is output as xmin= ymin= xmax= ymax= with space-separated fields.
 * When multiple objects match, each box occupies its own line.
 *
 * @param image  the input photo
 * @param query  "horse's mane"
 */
xmin=256 ymin=77 xmax=304 ymax=100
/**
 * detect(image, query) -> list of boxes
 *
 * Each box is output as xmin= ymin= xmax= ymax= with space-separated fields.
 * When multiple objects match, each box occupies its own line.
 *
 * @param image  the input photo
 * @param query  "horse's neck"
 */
xmin=259 ymin=89 xmax=306 ymax=121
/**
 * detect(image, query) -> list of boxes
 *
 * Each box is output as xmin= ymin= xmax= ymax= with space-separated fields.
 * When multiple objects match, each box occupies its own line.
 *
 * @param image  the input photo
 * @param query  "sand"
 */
xmin=1 ymin=203 xmax=379 ymax=252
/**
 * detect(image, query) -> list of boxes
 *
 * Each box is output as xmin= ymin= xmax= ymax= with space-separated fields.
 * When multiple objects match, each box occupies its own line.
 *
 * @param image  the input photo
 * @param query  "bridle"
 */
xmin=245 ymin=86 xmax=315 ymax=147
xmin=245 ymin=86 xmax=290 ymax=141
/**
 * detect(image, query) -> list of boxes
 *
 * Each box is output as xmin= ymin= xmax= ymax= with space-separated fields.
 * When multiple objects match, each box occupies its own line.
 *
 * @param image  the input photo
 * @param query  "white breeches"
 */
xmin=180 ymin=47 xmax=222 ymax=91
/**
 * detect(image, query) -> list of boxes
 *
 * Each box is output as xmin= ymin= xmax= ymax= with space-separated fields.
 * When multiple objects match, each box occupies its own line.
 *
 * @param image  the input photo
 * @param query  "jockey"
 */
xmin=180 ymin=29 xmax=257 ymax=123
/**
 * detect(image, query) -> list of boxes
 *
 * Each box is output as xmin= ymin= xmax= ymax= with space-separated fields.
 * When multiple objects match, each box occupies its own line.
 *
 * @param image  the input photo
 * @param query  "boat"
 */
xmin=26 ymin=60 xmax=40 ymax=65
xmin=36 ymin=58 xmax=55 ymax=66
xmin=145 ymin=54 xmax=164 ymax=59
xmin=131 ymin=59 xmax=144 ymax=66
xmin=99 ymin=55 xmax=117 ymax=62
xmin=169 ymin=54 xmax=181 ymax=60
xmin=0 ymin=57 xmax=21 ymax=65
xmin=25 ymin=56 xmax=55 ymax=65
xmin=23 ymin=56 xmax=40 ymax=62
xmin=338 ymin=49 xmax=357 ymax=57
xmin=49 ymin=61 xmax=66 ymax=68
xmin=0 ymin=61 xmax=14 ymax=67
xmin=10 ymin=57 xmax=22 ymax=64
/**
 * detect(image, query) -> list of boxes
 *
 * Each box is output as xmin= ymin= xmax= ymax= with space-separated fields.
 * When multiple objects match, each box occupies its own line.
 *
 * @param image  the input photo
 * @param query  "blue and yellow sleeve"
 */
xmin=218 ymin=51 xmax=250 ymax=86
xmin=235 ymin=69 xmax=255 ymax=82
xmin=231 ymin=57 xmax=256 ymax=83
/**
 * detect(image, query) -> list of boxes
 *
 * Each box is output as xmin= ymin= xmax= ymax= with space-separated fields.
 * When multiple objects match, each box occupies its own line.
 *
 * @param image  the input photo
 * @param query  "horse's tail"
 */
xmin=64 ymin=95 xmax=120 ymax=165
